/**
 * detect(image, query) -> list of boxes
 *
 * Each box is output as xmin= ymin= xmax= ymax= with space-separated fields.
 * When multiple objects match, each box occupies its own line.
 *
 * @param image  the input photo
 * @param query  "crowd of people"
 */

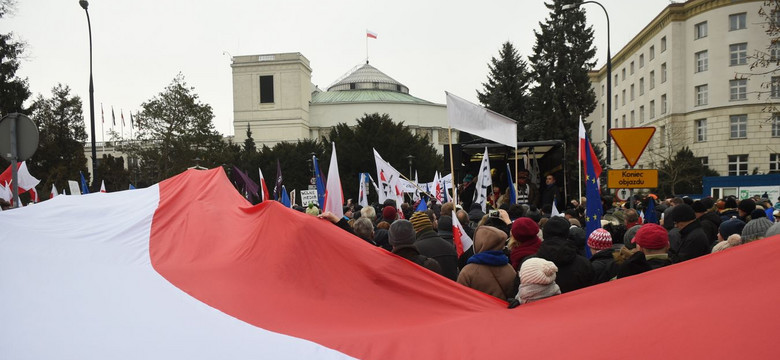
xmin=300 ymin=189 xmax=780 ymax=307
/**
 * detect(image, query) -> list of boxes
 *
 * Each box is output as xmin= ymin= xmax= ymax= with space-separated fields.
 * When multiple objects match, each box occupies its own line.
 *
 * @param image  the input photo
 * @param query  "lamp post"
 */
xmin=563 ymin=1 xmax=611 ymax=167
xmin=406 ymin=155 xmax=414 ymax=179
xmin=79 ymin=0 xmax=98 ymax=187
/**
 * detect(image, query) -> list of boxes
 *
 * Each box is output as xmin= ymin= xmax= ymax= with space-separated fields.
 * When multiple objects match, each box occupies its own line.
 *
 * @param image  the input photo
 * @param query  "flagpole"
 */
xmin=514 ymin=148 xmax=519 ymax=204
xmin=578 ymin=117 xmax=582 ymax=203
xmin=101 ymin=103 xmax=104 ymax=153
xmin=447 ymin=126 xmax=457 ymax=204
xmin=365 ymin=31 xmax=369 ymax=63
xmin=121 ymin=109 xmax=124 ymax=142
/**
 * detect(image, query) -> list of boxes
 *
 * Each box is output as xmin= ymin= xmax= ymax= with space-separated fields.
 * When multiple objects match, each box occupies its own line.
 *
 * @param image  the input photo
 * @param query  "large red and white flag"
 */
xmin=323 ymin=142 xmax=344 ymax=219
xmin=579 ymin=118 xmax=603 ymax=176
xmin=2 ymin=168 xmax=780 ymax=359
xmin=258 ymin=168 xmax=271 ymax=202
xmin=451 ymin=210 xmax=473 ymax=256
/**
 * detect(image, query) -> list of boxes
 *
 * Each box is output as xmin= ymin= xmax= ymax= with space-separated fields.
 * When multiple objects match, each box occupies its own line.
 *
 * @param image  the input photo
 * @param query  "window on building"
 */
xmin=639 ymin=54 xmax=645 ymax=68
xmin=622 ymin=89 xmax=626 ymax=105
xmin=650 ymin=45 xmax=655 ymax=60
xmin=696 ymin=84 xmax=708 ymax=106
xmin=730 ymin=43 xmax=748 ymax=65
xmin=630 ymin=84 xmax=635 ymax=101
xmin=622 ymin=115 xmax=626 ymax=128
xmin=650 ymin=100 xmax=656 ymax=119
xmin=728 ymin=155 xmax=749 ymax=176
xmin=696 ymin=119 xmax=707 ymax=142
xmin=602 ymin=125 xmax=606 ymax=141
xmin=771 ymin=42 xmax=780 ymax=61
xmin=695 ymin=21 xmax=708 ymax=39
xmin=661 ymin=63 xmax=667 ymax=83
xmin=770 ymin=153 xmax=780 ymax=174
xmin=622 ymin=68 xmax=626 ymax=80
xmin=615 ymin=74 xmax=619 ymax=86
xmin=661 ymin=36 xmax=667 ymax=52
xmin=615 ymin=95 xmax=618 ymax=109
xmin=630 ymin=110 xmax=635 ymax=127
xmin=730 ymin=79 xmax=747 ymax=100
xmin=640 ymin=106 xmax=645 ymax=123
xmin=772 ymin=76 xmax=780 ymax=98
xmin=660 ymin=125 xmax=666 ymax=147
xmin=601 ymin=103 xmax=605 ymax=118
xmin=695 ymin=50 xmax=708 ymax=72
xmin=630 ymin=61 xmax=635 ymax=75
xmin=697 ymin=157 xmax=709 ymax=167
xmin=729 ymin=13 xmax=747 ymax=31
xmin=259 ymin=75 xmax=274 ymax=104
xmin=730 ymin=114 xmax=747 ymax=139
xmin=650 ymin=71 xmax=655 ymax=89
xmin=601 ymin=84 xmax=605 ymax=97
xmin=639 ymin=77 xmax=645 ymax=95
xmin=772 ymin=113 xmax=780 ymax=137
xmin=661 ymin=94 xmax=667 ymax=114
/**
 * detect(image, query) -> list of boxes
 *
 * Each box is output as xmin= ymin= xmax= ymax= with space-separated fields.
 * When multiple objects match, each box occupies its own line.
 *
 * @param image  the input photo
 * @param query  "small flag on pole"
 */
xmin=366 ymin=30 xmax=378 ymax=39
xmin=80 ymin=172 xmax=90 ymax=194
xmin=111 ymin=107 xmax=116 ymax=126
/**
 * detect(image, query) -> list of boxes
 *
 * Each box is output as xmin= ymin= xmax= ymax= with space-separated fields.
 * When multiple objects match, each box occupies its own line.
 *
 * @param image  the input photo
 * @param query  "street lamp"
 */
xmin=79 ymin=0 xmax=98 ymax=187
xmin=406 ymin=155 xmax=414 ymax=179
xmin=563 ymin=1 xmax=611 ymax=167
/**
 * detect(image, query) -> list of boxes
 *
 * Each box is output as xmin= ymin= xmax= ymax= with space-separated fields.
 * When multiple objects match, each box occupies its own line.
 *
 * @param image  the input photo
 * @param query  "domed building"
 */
xmin=230 ymin=53 xmax=455 ymax=152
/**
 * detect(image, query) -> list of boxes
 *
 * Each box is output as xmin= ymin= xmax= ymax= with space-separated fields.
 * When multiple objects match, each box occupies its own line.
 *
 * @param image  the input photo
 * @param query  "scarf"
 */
xmin=467 ymin=250 xmax=509 ymax=266
xmin=516 ymin=283 xmax=561 ymax=304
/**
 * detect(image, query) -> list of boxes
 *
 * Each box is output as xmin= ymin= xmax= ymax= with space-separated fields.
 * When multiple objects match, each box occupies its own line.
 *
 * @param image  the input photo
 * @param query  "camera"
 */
xmin=489 ymin=210 xmax=500 ymax=218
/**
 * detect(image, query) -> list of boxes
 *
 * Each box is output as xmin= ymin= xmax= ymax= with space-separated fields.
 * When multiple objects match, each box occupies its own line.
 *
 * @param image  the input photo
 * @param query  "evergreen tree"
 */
xmin=325 ymin=113 xmax=443 ymax=203
xmin=656 ymin=147 xmax=718 ymax=197
xmin=122 ymin=73 xmax=226 ymax=186
xmin=527 ymin=0 xmax=598 ymax=199
xmin=257 ymin=139 xmax=327 ymax=202
xmin=477 ymin=41 xmax=531 ymax=140
xmin=96 ymin=154 xmax=131 ymax=192
xmin=27 ymin=84 xmax=89 ymax=195
xmin=0 ymin=0 xmax=30 ymax=118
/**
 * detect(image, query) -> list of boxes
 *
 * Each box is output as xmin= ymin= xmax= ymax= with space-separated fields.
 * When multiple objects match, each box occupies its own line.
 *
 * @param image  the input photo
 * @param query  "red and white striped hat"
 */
xmin=587 ymin=228 xmax=613 ymax=250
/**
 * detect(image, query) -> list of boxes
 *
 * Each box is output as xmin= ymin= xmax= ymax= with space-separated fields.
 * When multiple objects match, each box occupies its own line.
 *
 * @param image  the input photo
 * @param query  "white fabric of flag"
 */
xmin=473 ymin=148 xmax=492 ymax=213
xmin=412 ymin=171 xmax=420 ymax=202
xmin=446 ymin=92 xmax=517 ymax=148
xmin=68 ymin=180 xmax=81 ymax=196
xmin=433 ymin=171 xmax=442 ymax=202
xmin=324 ymin=142 xmax=344 ymax=219
xmin=51 ymin=185 xmax=59 ymax=199
xmin=373 ymin=149 xmax=403 ymax=205
xmin=358 ymin=173 xmax=369 ymax=208
xmin=0 ymin=182 xmax=11 ymax=201
xmin=550 ymin=199 xmax=563 ymax=217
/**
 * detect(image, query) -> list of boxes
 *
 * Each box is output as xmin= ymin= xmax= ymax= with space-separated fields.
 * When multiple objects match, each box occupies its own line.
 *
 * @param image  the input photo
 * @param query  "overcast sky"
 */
xmin=6 ymin=0 xmax=672 ymax=140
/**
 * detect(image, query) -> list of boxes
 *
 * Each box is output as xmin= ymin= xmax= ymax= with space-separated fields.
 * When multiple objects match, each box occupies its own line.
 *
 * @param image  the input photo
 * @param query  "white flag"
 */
xmin=433 ymin=171 xmax=442 ymax=202
xmin=50 ymin=185 xmax=59 ymax=199
xmin=100 ymin=180 xmax=107 ymax=193
xmin=550 ymin=199 xmax=563 ymax=217
xmin=473 ymin=147 xmax=492 ymax=213
xmin=68 ymin=180 xmax=81 ymax=196
xmin=358 ymin=173 xmax=369 ymax=208
xmin=446 ymin=92 xmax=517 ymax=148
xmin=452 ymin=210 xmax=474 ymax=256
xmin=373 ymin=149 xmax=403 ymax=205
xmin=0 ymin=182 xmax=11 ymax=202
xmin=324 ymin=142 xmax=344 ymax=218
xmin=413 ymin=171 xmax=420 ymax=202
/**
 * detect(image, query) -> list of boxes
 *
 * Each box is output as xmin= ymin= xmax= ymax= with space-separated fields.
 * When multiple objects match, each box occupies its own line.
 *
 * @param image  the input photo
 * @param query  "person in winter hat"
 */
xmin=382 ymin=206 xmax=398 ymax=224
xmin=712 ymin=234 xmax=742 ymax=253
xmin=409 ymin=211 xmax=459 ymax=281
xmin=669 ymin=204 xmax=709 ymax=263
xmin=457 ymin=226 xmax=518 ymax=299
xmin=388 ymin=220 xmax=441 ymax=275
xmin=508 ymin=218 xmax=542 ymax=270
xmin=741 ymin=217 xmax=773 ymax=242
xmin=515 ymin=257 xmax=561 ymax=304
xmin=534 ymin=216 xmax=593 ymax=292
xmin=588 ymin=228 xmax=618 ymax=284
xmin=718 ymin=218 xmax=746 ymax=242
xmin=618 ymin=223 xmax=672 ymax=279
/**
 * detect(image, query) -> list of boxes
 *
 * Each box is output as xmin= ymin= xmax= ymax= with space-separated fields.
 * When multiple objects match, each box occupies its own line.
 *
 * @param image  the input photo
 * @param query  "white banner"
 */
xmin=300 ymin=190 xmax=318 ymax=206
xmin=473 ymin=148 xmax=492 ymax=212
xmin=446 ymin=92 xmax=517 ymax=148
xmin=373 ymin=149 xmax=404 ymax=205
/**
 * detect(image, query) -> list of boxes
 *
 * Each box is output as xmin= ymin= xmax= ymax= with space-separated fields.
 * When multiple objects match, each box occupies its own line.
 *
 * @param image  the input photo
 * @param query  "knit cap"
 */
xmin=381 ymin=206 xmax=397 ymax=222
xmin=741 ymin=218 xmax=773 ymax=242
xmin=632 ymin=223 xmax=669 ymax=250
xmin=691 ymin=200 xmax=707 ymax=213
xmin=388 ymin=220 xmax=416 ymax=247
xmin=511 ymin=218 xmax=539 ymax=242
xmin=738 ymin=199 xmax=756 ymax=214
xmin=519 ymin=258 xmax=558 ymax=285
xmin=719 ymin=218 xmax=746 ymax=239
xmin=542 ymin=216 xmax=571 ymax=239
xmin=670 ymin=204 xmax=696 ymax=223
xmin=409 ymin=211 xmax=433 ymax=233
xmin=587 ymin=228 xmax=613 ymax=251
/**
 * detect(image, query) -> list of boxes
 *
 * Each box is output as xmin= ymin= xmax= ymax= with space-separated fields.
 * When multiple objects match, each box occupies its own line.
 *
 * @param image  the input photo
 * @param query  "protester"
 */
xmin=539 ymin=174 xmax=561 ymax=212
xmin=534 ymin=216 xmax=593 ymax=293
xmin=437 ymin=215 xmax=454 ymax=245
xmin=617 ymin=223 xmax=672 ymax=278
xmin=717 ymin=218 xmax=745 ymax=243
xmin=381 ymin=205 xmax=398 ymax=224
xmin=587 ymin=228 xmax=618 ymax=284
xmin=360 ymin=206 xmax=377 ymax=225
xmin=712 ymin=234 xmax=742 ymax=253
xmin=737 ymin=199 xmax=756 ymax=222
xmin=741 ymin=217 xmax=773 ymax=243
xmin=515 ymin=258 xmax=561 ymax=304
xmin=352 ymin=217 xmax=377 ymax=246
xmin=388 ymin=220 xmax=441 ymax=274
xmin=719 ymin=197 xmax=739 ymax=221
xmin=515 ymin=169 xmax=539 ymax=206
xmin=668 ymin=204 xmax=709 ymax=263
xmin=410 ymin=211 xmax=459 ymax=281
xmin=693 ymin=199 xmax=720 ymax=246
xmin=507 ymin=218 xmax=542 ymax=270
xmin=624 ymin=209 xmax=642 ymax=230
xmin=457 ymin=226 xmax=518 ymax=300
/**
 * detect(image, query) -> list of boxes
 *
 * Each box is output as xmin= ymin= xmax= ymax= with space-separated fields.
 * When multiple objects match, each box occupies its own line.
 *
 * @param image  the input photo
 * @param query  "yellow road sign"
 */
xmin=607 ymin=169 xmax=658 ymax=189
xmin=609 ymin=127 xmax=655 ymax=167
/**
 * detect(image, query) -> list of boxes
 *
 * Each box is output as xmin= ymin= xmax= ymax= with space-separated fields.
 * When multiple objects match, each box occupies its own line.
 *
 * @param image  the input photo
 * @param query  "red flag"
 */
xmin=366 ymin=30 xmax=377 ymax=39
xmin=258 ymin=168 xmax=271 ymax=202
xmin=579 ymin=118 xmax=602 ymax=176
xmin=451 ymin=210 xmax=473 ymax=256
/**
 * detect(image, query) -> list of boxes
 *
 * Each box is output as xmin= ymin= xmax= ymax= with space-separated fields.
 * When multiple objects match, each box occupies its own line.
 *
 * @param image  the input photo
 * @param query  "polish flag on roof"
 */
xmin=2 ymin=168 xmax=780 ymax=359
xmin=366 ymin=30 xmax=377 ymax=39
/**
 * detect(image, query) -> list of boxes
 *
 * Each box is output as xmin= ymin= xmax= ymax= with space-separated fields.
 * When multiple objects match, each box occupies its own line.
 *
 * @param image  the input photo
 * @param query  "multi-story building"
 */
xmin=230 ymin=53 xmax=455 ymax=153
xmin=585 ymin=0 xmax=778 ymax=176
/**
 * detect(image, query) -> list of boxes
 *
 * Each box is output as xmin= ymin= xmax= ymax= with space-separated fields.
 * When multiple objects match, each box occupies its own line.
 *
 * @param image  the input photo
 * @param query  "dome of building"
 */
xmin=327 ymin=62 xmax=409 ymax=93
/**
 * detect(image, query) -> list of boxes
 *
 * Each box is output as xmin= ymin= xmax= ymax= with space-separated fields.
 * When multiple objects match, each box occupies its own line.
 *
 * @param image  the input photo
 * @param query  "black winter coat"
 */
xmin=670 ymin=220 xmax=710 ymax=263
xmin=534 ymin=236 xmax=594 ymax=293
xmin=590 ymin=249 xmax=618 ymax=284
xmin=699 ymin=211 xmax=721 ymax=246
xmin=415 ymin=230 xmax=459 ymax=281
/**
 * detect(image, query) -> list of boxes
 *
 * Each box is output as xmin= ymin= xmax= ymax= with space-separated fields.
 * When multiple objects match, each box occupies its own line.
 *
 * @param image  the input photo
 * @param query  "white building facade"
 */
xmin=230 ymin=53 xmax=455 ymax=153
xmin=585 ymin=0 xmax=779 ymax=176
